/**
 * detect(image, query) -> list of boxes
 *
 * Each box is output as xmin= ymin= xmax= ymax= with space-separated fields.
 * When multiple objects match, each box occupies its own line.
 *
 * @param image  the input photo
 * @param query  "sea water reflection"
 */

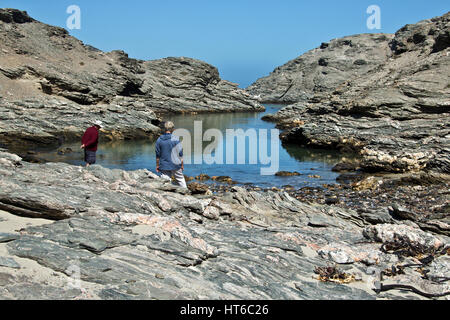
xmin=38 ymin=105 xmax=351 ymax=188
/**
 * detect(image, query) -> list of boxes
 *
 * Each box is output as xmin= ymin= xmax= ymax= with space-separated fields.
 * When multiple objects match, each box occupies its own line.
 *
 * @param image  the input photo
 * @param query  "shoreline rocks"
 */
xmin=0 ymin=9 xmax=264 ymax=150
xmin=0 ymin=8 xmax=448 ymax=300
xmin=247 ymin=33 xmax=393 ymax=104
xmin=250 ymin=12 xmax=450 ymax=176
xmin=0 ymin=150 xmax=448 ymax=300
xmin=275 ymin=171 xmax=302 ymax=177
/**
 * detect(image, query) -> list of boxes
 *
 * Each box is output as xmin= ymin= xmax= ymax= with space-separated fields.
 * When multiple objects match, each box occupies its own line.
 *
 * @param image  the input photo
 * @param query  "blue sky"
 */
xmin=2 ymin=1 xmax=449 ymax=87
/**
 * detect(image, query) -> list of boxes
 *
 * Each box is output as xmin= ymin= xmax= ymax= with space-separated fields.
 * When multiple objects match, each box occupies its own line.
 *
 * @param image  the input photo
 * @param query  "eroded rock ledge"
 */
xmin=0 ymin=151 xmax=448 ymax=300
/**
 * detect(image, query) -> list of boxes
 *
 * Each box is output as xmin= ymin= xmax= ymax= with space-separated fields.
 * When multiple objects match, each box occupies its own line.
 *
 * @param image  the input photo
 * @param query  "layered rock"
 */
xmin=255 ymin=12 xmax=450 ymax=174
xmin=0 ymin=151 xmax=448 ymax=300
xmin=0 ymin=9 xmax=263 ymax=149
xmin=0 ymin=98 xmax=162 ymax=150
xmin=246 ymin=34 xmax=393 ymax=104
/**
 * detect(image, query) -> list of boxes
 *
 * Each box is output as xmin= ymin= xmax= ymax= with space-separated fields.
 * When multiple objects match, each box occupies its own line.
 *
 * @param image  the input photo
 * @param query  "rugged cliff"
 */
xmin=247 ymin=33 xmax=393 ymax=104
xmin=0 ymin=9 xmax=263 ymax=150
xmin=252 ymin=12 xmax=450 ymax=174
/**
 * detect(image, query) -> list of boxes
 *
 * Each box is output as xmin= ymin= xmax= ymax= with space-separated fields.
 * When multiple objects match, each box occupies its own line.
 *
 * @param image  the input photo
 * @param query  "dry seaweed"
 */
xmin=380 ymin=234 xmax=446 ymax=261
xmin=382 ymin=264 xmax=406 ymax=277
xmin=314 ymin=265 xmax=356 ymax=284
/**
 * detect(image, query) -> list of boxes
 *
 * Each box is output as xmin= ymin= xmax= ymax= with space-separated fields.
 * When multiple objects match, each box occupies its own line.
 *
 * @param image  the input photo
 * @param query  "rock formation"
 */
xmin=247 ymin=34 xmax=393 ymax=104
xmin=0 ymin=150 xmax=448 ymax=299
xmin=250 ymin=12 xmax=450 ymax=174
xmin=0 ymin=8 xmax=263 ymax=150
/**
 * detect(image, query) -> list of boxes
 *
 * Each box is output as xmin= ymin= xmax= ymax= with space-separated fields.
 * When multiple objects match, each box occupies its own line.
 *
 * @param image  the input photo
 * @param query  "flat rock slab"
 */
xmin=2 ymin=215 xmax=376 ymax=299
xmin=0 ymin=256 xmax=20 ymax=269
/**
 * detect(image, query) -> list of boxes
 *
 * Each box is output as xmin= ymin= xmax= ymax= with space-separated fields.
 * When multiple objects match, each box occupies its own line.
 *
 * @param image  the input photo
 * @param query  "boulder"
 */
xmin=188 ymin=182 xmax=211 ymax=195
xmin=363 ymin=224 xmax=445 ymax=252
xmin=275 ymin=171 xmax=301 ymax=176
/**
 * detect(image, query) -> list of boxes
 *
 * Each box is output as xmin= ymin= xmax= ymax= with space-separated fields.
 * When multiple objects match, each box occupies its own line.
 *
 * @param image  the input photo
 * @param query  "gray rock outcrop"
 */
xmin=247 ymin=34 xmax=393 ymax=104
xmin=0 ymin=8 xmax=449 ymax=301
xmin=252 ymin=12 xmax=450 ymax=174
xmin=0 ymin=9 xmax=263 ymax=149
xmin=0 ymin=151 xmax=448 ymax=300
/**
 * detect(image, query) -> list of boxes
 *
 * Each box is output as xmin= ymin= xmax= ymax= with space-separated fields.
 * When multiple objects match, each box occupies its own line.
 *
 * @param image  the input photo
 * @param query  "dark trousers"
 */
xmin=84 ymin=150 xmax=97 ymax=165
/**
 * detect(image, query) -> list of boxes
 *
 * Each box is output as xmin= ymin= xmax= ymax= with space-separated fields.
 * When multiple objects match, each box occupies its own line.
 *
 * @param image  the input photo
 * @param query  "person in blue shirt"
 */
xmin=155 ymin=121 xmax=187 ymax=188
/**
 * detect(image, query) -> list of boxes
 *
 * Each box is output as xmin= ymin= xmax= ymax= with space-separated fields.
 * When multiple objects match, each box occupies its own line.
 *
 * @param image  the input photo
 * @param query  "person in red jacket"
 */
xmin=81 ymin=120 xmax=102 ymax=166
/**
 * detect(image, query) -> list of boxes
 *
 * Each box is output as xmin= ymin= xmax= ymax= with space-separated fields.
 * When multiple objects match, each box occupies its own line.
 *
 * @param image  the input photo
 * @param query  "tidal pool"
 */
xmin=38 ymin=105 xmax=353 ymax=189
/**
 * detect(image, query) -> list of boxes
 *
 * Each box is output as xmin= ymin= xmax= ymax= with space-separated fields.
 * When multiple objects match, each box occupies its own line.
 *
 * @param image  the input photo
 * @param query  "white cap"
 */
xmin=94 ymin=120 xmax=103 ymax=127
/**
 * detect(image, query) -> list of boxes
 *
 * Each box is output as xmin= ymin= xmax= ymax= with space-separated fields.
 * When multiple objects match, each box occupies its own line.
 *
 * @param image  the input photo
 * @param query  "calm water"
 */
xmin=38 ymin=105 xmax=350 ymax=188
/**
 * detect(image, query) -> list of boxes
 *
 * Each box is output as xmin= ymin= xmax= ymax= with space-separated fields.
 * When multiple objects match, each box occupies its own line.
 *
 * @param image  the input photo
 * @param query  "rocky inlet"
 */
xmin=0 ymin=9 xmax=263 ymax=151
xmin=251 ymin=12 xmax=450 ymax=176
xmin=0 ymin=8 xmax=448 ymax=300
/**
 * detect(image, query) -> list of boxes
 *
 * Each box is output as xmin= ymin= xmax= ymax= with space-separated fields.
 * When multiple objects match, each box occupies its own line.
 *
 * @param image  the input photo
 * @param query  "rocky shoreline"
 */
xmin=183 ymin=169 xmax=450 ymax=237
xmin=0 ymin=9 xmax=263 ymax=151
xmin=246 ymin=12 xmax=450 ymax=248
xmin=0 ymin=150 xmax=449 ymax=300
xmin=251 ymin=12 xmax=449 ymax=176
